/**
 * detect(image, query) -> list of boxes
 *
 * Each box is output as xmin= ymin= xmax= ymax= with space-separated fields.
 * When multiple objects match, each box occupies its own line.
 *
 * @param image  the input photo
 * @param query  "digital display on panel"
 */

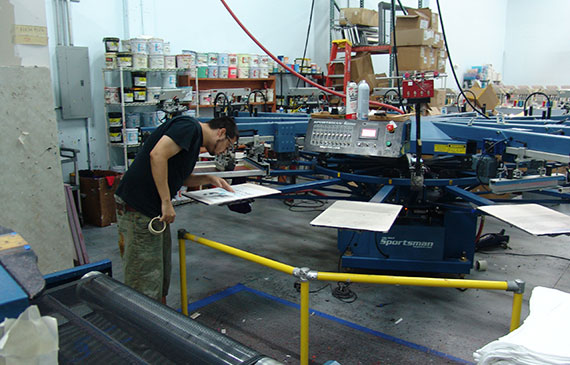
xmin=360 ymin=128 xmax=378 ymax=139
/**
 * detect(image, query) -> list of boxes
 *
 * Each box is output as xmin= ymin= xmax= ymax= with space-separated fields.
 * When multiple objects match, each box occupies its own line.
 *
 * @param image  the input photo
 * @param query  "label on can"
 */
xmin=346 ymin=82 xmax=357 ymax=119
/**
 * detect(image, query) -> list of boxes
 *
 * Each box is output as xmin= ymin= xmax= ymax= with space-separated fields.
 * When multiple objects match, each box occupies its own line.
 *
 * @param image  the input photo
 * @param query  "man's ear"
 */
xmin=217 ymin=128 xmax=226 ymax=138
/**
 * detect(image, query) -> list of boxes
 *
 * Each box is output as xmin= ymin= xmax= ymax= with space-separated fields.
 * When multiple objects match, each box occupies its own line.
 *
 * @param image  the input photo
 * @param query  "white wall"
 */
xmin=503 ymin=0 xmax=570 ymax=86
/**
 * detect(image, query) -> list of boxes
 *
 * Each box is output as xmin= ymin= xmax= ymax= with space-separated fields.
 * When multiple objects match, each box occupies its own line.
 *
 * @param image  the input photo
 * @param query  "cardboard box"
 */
xmin=375 ymin=73 xmax=390 ymax=88
xmin=408 ymin=8 xmax=439 ymax=31
xmin=466 ymin=84 xmax=500 ymax=111
xmin=339 ymin=8 xmax=379 ymax=27
xmin=436 ymin=48 xmax=447 ymax=73
xmin=433 ymin=32 xmax=443 ymax=48
xmin=397 ymin=46 xmax=432 ymax=71
xmin=395 ymin=12 xmax=430 ymax=31
xmin=429 ymin=88 xmax=447 ymax=107
xmin=79 ymin=170 xmax=122 ymax=227
xmin=392 ymin=28 xmax=434 ymax=47
xmin=350 ymin=52 xmax=376 ymax=89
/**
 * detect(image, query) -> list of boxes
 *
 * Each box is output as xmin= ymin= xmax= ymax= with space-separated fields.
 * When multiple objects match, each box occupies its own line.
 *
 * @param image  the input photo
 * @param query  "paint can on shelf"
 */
xmin=260 ymin=67 xmax=269 ymax=78
xmin=207 ymin=53 xmax=218 ymax=66
xmin=237 ymin=67 xmax=249 ymax=79
xmin=117 ymin=52 xmax=133 ymax=68
xmin=162 ymin=72 xmax=177 ymax=89
xmin=181 ymin=50 xmax=196 ymax=62
xmin=146 ymin=87 xmax=161 ymax=102
xmin=121 ymin=39 xmax=131 ymax=52
xmin=104 ymin=87 xmax=120 ymax=104
xmin=131 ymin=71 xmax=147 ymax=87
xmin=197 ymin=66 xmax=208 ymax=78
xmin=183 ymin=66 xmax=197 ymax=78
xmin=107 ymin=112 xmax=122 ymax=127
xmin=199 ymin=91 xmax=212 ymax=105
xmin=219 ymin=66 xmax=229 ymax=79
xmin=126 ymin=113 xmax=141 ymax=128
xmin=197 ymin=52 xmax=208 ymax=65
xmin=121 ymin=88 xmax=134 ymax=103
xmin=259 ymin=55 xmax=269 ymax=67
xmin=105 ymin=53 xmax=116 ymax=68
xmin=133 ymin=87 xmax=146 ymax=102
xmin=163 ymin=42 xmax=171 ymax=55
xmin=125 ymin=128 xmax=139 ymax=145
xmin=109 ymin=127 xmax=123 ymax=143
xmin=149 ymin=54 xmax=165 ymax=69
xmin=218 ymin=53 xmax=229 ymax=66
xmin=228 ymin=54 xmax=238 ymax=67
xmin=130 ymin=38 xmax=147 ymax=54
xmin=148 ymin=38 xmax=163 ymax=55
xmin=103 ymin=37 xmax=120 ymax=52
xmin=164 ymin=55 xmax=176 ymax=69
xmin=249 ymin=55 xmax=260 ymax=67
xmin=176 ymin=54 xmax=193 ymax=68
xmin=132 ymin=53 xmax=148 ymax=69
xmin=141 ymin=111 xmax=159 ymax=127
xmin=208 ymin=66 xmax=218 ymax=78
xmin=249 ymin=67 xmax=260 ymax=78
xmin=237 ymin=54 xmax=250 ymax=67
xmin=228 ymin=66 xmax=237 ymax=79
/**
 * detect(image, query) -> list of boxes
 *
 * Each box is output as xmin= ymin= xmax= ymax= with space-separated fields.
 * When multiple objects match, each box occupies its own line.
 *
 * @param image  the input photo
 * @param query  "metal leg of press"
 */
xmin=40 ymin=295 xmax=149 ymax=365
xmin=300 ymin=281 xmax=309 ymax=365
xmin=179 ymin=237 xmax=188 ymax=316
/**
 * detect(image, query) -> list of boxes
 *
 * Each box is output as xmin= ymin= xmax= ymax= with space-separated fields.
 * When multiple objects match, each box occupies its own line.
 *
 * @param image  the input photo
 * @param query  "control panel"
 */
xmin=305 ymin=118 xmax=410 ymax=157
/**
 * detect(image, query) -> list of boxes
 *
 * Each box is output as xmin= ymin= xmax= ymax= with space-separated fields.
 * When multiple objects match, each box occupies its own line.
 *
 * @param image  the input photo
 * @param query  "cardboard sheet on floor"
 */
xmin=310 ymin=201 xmax=402 ymax=232
xmin=477 ymin=204 xmax=570 ymax=236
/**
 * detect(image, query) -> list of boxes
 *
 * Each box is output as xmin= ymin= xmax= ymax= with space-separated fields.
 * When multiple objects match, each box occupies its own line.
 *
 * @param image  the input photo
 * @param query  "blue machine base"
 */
xmin=338 ymin=210 xmax=477 ymax=274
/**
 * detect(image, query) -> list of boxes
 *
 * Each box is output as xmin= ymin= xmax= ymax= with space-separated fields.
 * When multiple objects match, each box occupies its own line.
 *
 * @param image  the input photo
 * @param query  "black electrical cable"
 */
xmin=435 ymin=0 xmax=490 ymax=119
xmin=282 ymin=198 xmax=326 ymax=212
xmin=523 ymin=91 xmax=552 ymax=117
xmin=390 ymin=0 xmax=404 ymax=109
xmin=397 ymin=0 xmax=407 ymax=15
xmin=455 ymin=89 xmax=477 ymax=110
xmin=331 ymin=231 xmax=358 ymax=303
xmin=477 ymin=251 xmax=570 ymax=262
xmin=297 ymin=0 xmax=316 ymax=87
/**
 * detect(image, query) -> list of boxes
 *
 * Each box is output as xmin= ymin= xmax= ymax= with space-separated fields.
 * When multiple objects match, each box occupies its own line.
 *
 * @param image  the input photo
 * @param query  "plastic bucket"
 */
xmin=208 ymin=65 xmax=218 ymax=78
xmin=250 ymin=55 xmax=260 ymax=67
xmin=130 ymin=38 xmax=147 ymax=54
xmin=132 ymin=53 xmax=148 ymax=69
xmin=199 ymin=91 xmax=211 ymax=105
xmin=148 ymin=38 xmax=163 ymax=55
xmin=109 ymin=127 xmax=122 ymax=143
xmin=141 ymin=112 xmax=159 ymax=127
xmin=249 ymin=67 xmax=260 ymax=78
xmin=162 ymin=72 xmax=177 ymax=89
xmin=219 ymin=66 xmax=228 ymax=79
xmin=146 ymin=87 xmax=161 ymax=102
xmin=163 ymin=42 xmax=171 ymax=55
xmin=259 ymin=55 xmax=270 ymax=67
xmin=126 ymin=113 xmax=141 ymax=128
xmin=183 ymin=66 xmax=197 ymax=78
xmin=149 ymin=55 xmax=164 ymax=69
xmin=132 ymin=71 xmax=147 ymax=87
xmin=125 ymin=128 xmax=139 ymax=145
xmin=260 ymin=67 xmax=269 ymax=78
xmin=121 ymin=39 xmax=131 ymax=52
xmin=103 ymin=37 xmax=120 ymax=52
xmin=228 ymin=66 xmax=237 ymax=79
xmin=164 ymin=55 xmax=176 ymax=69
xmin=133 ymin=87 xmax=146 ymax=102
xmin=237 ymin=54 xmax=250 ymax=67
xmin=207 ymin=53 xmax=218 ymax=66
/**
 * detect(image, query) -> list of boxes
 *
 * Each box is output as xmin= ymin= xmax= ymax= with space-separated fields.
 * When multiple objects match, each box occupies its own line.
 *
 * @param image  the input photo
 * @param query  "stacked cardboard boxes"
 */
xmin=394 ymin=8 xmax=446 ymax=73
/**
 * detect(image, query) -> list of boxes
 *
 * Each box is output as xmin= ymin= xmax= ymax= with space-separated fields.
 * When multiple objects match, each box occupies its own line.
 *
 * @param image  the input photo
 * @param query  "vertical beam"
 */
xmin=510 ymin=293 xmax=523 ymax=332
xmin=178 ymin=238 xmax=188 ymax=316
xmin=300 ymin=281 xmax=310 ymax=365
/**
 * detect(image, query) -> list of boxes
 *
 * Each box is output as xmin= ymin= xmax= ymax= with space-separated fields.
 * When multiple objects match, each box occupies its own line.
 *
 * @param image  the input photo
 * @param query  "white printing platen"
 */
xmin=183 ymin=183 xmax=280 ymax=205
xmin=310 ymin=201 xmax=403 ymax=232
xmin=478 ymin=204 xmax=570 ymax=236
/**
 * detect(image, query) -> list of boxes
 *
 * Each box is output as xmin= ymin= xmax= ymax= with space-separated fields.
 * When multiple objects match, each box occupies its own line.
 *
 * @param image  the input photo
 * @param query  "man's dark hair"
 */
xmin=208 ymin=116 xmax=239 ymax=139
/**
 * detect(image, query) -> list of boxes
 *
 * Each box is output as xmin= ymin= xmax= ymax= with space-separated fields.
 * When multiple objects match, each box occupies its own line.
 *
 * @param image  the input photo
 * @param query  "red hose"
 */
xmin=219 ymin=0 xmax=404 ymax=114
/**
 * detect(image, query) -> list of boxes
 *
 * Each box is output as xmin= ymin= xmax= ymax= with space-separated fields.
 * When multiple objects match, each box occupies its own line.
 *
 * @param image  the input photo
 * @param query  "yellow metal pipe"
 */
xmin=510 ymin=293 xmax=523 ymax=332
xmin=178 ymin=238 xmax=189 ymax=316
xmin=317 ymin=271 xmax=509 ymax=291
xmin=300 ymin=281 xmax=309 ymax=365
xmin=183 ymin=233 xmax=295 ymax=275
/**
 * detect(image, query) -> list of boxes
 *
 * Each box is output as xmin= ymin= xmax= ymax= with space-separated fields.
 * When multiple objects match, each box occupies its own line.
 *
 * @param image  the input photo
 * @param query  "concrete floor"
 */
xmin=83 ymin=194 xmax=570 ymax=364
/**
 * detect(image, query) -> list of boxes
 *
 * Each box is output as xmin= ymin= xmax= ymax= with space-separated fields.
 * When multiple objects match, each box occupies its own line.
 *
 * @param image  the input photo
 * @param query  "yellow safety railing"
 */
xmin=178 ymin=231 xmax=525 ymax=365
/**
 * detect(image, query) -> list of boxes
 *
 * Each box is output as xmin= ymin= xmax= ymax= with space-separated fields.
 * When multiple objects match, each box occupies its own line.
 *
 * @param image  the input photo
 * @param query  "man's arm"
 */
xmin=184 ymin=174 xmax=234 ymax=192
xmin=150 ymin=135 xmax=182 ymax=223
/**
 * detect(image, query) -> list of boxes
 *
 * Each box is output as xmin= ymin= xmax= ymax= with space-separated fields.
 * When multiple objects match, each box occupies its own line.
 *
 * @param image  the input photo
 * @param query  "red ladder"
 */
xmin=325 ymin=39 xmax=353 ymax=98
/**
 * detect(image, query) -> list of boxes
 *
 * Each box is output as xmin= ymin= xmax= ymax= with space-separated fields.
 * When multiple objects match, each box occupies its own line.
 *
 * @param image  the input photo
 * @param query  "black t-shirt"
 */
xmin=116 ymin=116 xmax=203 ymax=218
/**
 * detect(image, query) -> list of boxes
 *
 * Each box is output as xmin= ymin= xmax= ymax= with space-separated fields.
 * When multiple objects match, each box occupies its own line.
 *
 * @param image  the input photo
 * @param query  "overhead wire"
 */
xmin=296 ymin=0 xmax=316 ymax=87
xmin=435 ymin=0 xmax=490 ymax=119
xmin=219 ymin=0 xmax=405 ymax=114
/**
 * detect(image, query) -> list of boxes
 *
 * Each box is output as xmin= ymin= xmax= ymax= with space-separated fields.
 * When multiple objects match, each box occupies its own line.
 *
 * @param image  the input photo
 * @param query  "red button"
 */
xmin=386 ymin=124 xmax=395 ymax=133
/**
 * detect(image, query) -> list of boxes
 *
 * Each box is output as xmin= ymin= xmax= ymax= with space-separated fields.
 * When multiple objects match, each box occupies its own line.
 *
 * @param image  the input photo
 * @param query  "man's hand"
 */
xmin=160 ymin=199 xmax=176 ymax=224
xmin=208 ymin=175 xmax=234 ymax=192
